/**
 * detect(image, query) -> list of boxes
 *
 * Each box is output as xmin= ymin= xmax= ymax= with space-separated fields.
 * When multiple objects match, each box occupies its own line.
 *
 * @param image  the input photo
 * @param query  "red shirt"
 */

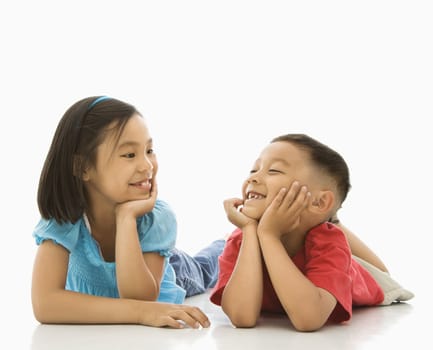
xmin=210 ymin=222 xmax=384 ymax=323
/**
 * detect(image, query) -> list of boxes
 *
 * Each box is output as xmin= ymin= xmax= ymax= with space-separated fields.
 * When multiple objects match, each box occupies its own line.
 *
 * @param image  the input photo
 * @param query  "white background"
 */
xmin=1 ymin=0 xmax=432 ymax=346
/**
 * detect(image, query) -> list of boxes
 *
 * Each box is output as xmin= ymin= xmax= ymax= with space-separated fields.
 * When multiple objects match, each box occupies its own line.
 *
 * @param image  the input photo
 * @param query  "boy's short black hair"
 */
xmin=271 ymin=134 xmax=351 ymax=205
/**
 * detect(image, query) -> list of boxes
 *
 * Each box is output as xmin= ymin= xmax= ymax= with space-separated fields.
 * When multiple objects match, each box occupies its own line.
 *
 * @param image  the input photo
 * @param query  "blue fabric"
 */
xmin=170 ymin=239 xmax=225 ymax=297
xmin=88 ymin=96 xmax=111 ymax=109
xmin=33 ymin=199 xmax=186 ymax=303
xmin=136 ymin=200 xmax=177 ymax=257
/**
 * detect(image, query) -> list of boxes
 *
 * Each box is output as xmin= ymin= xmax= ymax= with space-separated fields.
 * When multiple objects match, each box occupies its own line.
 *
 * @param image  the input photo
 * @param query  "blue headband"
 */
xmin=88 ymin=96 xmax=111 ymax=109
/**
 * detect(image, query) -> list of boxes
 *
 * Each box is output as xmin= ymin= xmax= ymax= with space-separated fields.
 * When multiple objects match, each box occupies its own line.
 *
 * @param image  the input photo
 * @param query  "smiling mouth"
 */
xmin=246 ymin=191 xmax=266 ymax=200
xmin=130 ymin=179 xmax=152 ymax=189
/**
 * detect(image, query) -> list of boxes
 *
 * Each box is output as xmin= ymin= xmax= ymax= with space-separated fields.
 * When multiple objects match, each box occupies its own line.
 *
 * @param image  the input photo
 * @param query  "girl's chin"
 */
xmin=128 ymin=194 xmax=151 ymax=201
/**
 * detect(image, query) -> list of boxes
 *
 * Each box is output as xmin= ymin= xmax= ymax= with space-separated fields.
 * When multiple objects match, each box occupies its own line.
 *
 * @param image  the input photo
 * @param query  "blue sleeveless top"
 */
xmin=32 ymin=199 xmax=186 ymax=303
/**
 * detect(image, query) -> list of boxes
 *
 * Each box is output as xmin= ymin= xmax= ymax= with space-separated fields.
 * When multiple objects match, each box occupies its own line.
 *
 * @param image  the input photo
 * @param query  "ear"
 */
xmin=81 ymin=168 xmax=91 ymax=181
xmin=73 ymin=156 xmax=91 ymax=181
xmin=310 ymin=190 xmax=335 ymax=214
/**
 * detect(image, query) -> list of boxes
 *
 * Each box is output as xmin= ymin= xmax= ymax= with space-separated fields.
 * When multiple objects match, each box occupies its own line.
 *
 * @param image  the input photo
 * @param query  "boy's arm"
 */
xmin=258 ymin=234 xmax=337 ymax=332
xmin=220 ymin=224 xmax=263 ymax=328
xmin=256 ymin=185 xmax=335 ymax=331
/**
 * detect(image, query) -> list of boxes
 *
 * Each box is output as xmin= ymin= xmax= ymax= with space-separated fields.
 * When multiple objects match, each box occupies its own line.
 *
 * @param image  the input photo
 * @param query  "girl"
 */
xmin=32 ymin=96 xmax=224 ymax=329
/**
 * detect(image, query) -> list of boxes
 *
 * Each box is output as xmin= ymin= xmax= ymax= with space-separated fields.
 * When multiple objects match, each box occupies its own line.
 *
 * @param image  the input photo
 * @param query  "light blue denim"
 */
xmin=169 ymin=239 xmax=225 ymax=297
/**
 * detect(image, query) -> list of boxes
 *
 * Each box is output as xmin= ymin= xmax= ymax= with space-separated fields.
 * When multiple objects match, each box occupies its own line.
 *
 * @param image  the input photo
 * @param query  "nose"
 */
xmin=247 ymin=171 xmax=260 ymax=184
xmin=138 ymin=154 xmax=154 ymax=174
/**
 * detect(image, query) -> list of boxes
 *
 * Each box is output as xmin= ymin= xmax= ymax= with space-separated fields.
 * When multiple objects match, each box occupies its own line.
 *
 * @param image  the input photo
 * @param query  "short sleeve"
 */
xmin=137 ymin=199 xmax=177 ymax=257
xmin=304 ymin=223 xmax=353 ymax=322
xmin=210 ymin=228 xmax=242 ymax=305
xmin=32 ymin=218 xmax=81 ymax=252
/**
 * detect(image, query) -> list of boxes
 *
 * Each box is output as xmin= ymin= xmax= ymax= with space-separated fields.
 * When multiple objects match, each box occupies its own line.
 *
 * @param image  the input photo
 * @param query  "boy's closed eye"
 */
xmin=249 ymin=168 xmax=284 ymax=174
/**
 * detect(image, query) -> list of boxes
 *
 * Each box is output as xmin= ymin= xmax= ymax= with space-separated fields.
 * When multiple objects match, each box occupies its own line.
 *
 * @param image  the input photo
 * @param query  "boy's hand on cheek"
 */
xmin=258 ymin=183 xmax=310 ymax=238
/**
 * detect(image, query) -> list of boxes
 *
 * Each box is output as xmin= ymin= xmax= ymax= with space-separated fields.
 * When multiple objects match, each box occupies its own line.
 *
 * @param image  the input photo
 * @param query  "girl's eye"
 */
xmin=269 ymin=169 xmax=282 ymax=173
xmin=249 ymin=169 xmax=258 ymax=174
xmin=147 ymin=148 xmax=154 ymax=155
xmin=122 ymin=153 xmax=136 ymax=159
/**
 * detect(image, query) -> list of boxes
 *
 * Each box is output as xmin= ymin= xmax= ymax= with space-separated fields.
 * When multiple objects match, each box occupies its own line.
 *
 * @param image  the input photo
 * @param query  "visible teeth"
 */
xmin=248 ymin=193 xmax=264 ymax=199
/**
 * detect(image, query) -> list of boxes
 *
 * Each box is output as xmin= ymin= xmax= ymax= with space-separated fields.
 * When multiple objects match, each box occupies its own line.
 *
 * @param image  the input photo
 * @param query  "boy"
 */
xmin=210 ymin=134 xmax=411 ymax=331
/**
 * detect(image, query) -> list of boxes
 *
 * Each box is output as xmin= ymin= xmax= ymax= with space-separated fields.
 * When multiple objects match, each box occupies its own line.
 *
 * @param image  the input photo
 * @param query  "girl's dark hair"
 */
xmin=37 ymin=96 xmax=139 ymax=223
xmin=271 ymin=134 xmax=351 ymax=205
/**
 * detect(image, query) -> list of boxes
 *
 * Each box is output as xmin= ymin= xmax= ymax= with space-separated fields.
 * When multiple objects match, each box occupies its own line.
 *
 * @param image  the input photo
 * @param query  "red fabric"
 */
xmin=209 ymin=222 xmax=384 ymax=323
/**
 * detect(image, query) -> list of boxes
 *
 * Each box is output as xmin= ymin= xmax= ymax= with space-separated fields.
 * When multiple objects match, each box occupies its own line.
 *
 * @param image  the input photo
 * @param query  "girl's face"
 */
xmin=83 ymin=113 xmax=158 ymax=208
xmin=240 ymin=141 xmax=315 ymax=220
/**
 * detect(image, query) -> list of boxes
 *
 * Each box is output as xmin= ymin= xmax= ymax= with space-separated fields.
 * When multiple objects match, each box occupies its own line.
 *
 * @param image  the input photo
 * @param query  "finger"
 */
xmin=171 ymin=310 xmax=201 ymax=329
xmin=184 ymin=306 xmax=211 ymax=328
xmin=280 ymin=181 xmax=302 ymax=207
xmin=223 ymin=198 xmax=243 ymax=212
xmin=290 ymin=186 xmax=310 ymax=216
xmin=151 ymin=179 xmax=158 ymax=197
xmin=280 ymin=181 xmax=307 ymax=208
xmin=268 ymin=187 xmax=288 ymax=210
xmin=159 ymin=316 xmax=184 ymax=329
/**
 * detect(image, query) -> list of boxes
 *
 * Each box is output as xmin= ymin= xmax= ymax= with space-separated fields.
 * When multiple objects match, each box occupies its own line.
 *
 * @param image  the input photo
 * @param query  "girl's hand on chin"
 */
xmin=116 ymin=181 xmax=158 ymax=219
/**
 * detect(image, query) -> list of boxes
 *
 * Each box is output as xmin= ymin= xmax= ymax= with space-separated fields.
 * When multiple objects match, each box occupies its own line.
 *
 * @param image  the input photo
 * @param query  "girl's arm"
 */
xmin=31 ymin=240 xmax=210 ymax=328
xmin=114 ymin=182 xmax=164 ymax=301
xmin=115 ymin=213 xmax=164 ymax=300
xmin=335 ymin=221 xmax=388 ymax=272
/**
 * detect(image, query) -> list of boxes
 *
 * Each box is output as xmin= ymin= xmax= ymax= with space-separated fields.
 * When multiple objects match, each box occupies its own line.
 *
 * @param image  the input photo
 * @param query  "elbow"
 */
xmin=282 ymin=298 xmax=331 ymax=332
xmin=290 ymin=315 xmax=326 ymax=332
xmin=33 ymin=311 xmax=50 ymax=324
xmin=222 ymin=305 xmax=258 ymax=328
xmin=32 ymin=307 xmax=44 ymax=324
xmin=119 ymin=283 xmax=160 ymax=301
xmin=229 ymin=314 xmax=258 ymax=328
xmin=231 ymin=319 xmax=258 ymax=328
xmin=145 ymin=291 xmax=159 ymax=302
xmin=137 ymin=286 xmax=160 ymax=301
xmin=32 ymin=296 xmax=53 ymax=324
xmin=145 ymin=283 xmax=160 ymax=301
xmin=292 ymin=322 xmax=321 ymax=332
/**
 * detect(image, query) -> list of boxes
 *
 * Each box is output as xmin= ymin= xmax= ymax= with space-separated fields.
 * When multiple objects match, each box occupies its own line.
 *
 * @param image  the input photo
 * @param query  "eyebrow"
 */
xmin=272 ymin=157 xmax=290 ymax=165
xmin=257 ymin=157 xmax=291 ymax=166
xmin=118 ymin=138 xmax=153 ymax=149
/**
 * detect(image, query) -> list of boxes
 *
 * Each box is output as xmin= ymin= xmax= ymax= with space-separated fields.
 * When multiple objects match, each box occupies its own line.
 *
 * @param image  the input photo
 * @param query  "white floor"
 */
xmin=11 ymin=290 xmax=427 ymax=350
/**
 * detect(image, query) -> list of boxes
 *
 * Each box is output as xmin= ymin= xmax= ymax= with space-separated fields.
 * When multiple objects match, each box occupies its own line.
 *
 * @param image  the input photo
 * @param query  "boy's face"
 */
xmin=241 ymin=141 xmax=315 ymax=220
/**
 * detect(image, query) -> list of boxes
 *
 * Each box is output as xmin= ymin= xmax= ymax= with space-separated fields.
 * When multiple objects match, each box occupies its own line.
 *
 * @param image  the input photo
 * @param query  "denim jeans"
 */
xmin=169 ymin=239 xmax=225 ymax=297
